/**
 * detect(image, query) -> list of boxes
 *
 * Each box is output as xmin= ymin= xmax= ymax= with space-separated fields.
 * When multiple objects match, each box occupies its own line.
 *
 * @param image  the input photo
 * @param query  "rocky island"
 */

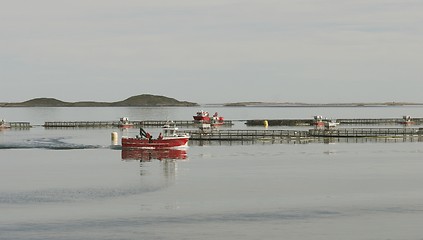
xmin=0 ymin=94 xmax=198 ymax=107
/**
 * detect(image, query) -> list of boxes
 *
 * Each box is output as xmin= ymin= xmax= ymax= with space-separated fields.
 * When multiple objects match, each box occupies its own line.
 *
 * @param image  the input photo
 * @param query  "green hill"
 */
xmin=2 ymin=95 xmax=198 ymax=107
xmin=114 ymin=94 xmax=195 ymax=106
xmin=19 ymin=98 xmax=69 ymax=107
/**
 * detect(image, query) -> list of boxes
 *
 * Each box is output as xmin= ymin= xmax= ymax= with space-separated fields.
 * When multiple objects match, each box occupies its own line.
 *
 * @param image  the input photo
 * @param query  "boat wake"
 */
xmin=0 ymin=137 xmax=104 ymax=150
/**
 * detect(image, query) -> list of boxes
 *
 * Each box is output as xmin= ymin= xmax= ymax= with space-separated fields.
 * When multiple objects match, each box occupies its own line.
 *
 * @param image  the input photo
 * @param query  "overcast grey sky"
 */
xmin=1 ymin=0 xmax=422 ymax=104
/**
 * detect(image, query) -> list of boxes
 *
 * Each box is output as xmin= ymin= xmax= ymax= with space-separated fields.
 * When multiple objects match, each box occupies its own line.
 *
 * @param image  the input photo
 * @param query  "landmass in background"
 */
xmin=0 ymin=94 xmax=198 ymax=107
xmin=1 ymin=94 xmax=423 ymax=107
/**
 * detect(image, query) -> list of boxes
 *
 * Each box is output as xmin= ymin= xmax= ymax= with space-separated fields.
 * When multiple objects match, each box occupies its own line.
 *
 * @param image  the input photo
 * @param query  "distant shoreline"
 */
xmin=220 ymin=102 xmax=423 ymax=107
xmin=1 ymin=96 xmax=422 ymax=108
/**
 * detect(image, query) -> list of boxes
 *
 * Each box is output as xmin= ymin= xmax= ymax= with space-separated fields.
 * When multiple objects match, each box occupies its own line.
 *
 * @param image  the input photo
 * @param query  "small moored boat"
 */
xmin=399 ymin=115 xmax=415 ymax=125
xmin=211 ymin=112 xmax=224 ymax=126
xmin=313 ymin=115 xmax=325 ymax=127
xmin=193 ymin=111 xmax=225 ymax=126
xmin=118 ymin=117 xmax=134 ymax=128
xmin=0 ymin=119 xmax=11 ymax=129
xmin=121 ymin=121 xmax=189 ymax=149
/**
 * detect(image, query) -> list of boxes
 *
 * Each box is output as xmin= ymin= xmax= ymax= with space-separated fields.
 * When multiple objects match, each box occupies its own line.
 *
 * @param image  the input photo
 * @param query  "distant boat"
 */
xmin=121 ymin=121 xmax=189 ymax=149
xmin=193 ymin=110 xmax=211 ymax=122
xmin=313 ymin=115 xmax=325 ymax=127
xmin=0 ymin=119 xmax=11 ymax=129
xmin=118 ymin=117 xmax=134 ymax=128
xmin=399 ymin=115 xmax=415 ymax=125
xmin=325 ymin=120 xmax=339 ymax=129
xmin=211 ymin=112 xmax=225 ymax=126
xmin=193 ymin=111 xmax=224 ymax=126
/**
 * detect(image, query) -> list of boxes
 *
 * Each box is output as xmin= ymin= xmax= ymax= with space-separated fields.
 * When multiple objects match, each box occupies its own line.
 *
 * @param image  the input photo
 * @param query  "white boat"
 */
xmin=0 ymin=119 xmax=11 ymax=129
xmin=325 ymin=120 xmax=339 ymax=129
xmin=118 ymin=117 xmax=134 ymax=128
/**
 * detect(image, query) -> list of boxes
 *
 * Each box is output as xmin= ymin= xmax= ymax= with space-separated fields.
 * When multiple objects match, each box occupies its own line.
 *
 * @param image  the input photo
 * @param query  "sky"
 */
xmin=1 ymin=0 xmax=422 ymax=104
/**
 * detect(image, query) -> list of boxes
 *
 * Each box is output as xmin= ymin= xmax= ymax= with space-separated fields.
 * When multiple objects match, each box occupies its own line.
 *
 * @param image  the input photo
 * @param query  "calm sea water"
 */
xmin=1 ymin=107 xmax=423 ymax=240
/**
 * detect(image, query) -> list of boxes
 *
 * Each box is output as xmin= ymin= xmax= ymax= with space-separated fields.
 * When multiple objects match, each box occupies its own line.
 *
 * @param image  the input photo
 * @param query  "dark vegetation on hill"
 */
xmin=0 ymin=94 xmax=198 ymax=107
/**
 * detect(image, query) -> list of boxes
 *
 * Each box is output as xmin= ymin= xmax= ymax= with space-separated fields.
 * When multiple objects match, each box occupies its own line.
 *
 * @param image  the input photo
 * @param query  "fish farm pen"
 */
xmin=187 ymin=128 xmax=423 ymax=141
xmin=43 ymin=120 xmax=233 ymax=128
xmin=15 ymin=119 xmax=423 ymax=140
xmin=9 ymin=122 xmax=31 ymax=128
xmin=189 ymin=135 xmax=423 ymax=146
xmin=187 ymin=129 xmax=309 ymax=141
xmin=308 ymin=128 xmax=423 ymax=138
xmin=246 ymin=118 xmax=423 ymax=126
xmin=139 ymin=120 xmax=233 ymax=127
xmin=44 ymin=121 xmax=120 ymax=128
xmin=43 ymin=117 xmax=422 ymax=128
xmin=337 ymin=118 xmax=423 ymax=125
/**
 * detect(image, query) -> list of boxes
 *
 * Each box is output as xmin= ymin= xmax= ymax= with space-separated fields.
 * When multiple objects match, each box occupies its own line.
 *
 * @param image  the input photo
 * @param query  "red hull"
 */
xmin=314 ymin=122 xmax=325 ymax=127
xmin=122 ymin=137 xmax=189 ymax=149
xmin=193 ymin=116 xmax=211 ymax=122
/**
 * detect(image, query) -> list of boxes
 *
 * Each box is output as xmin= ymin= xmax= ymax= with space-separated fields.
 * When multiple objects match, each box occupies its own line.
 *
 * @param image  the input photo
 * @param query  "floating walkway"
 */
xmin=246 ymin=118 xmax=423 ymax=126
xmin=43 ymin=117 xmax=423 ymax=128
xmin=139 ymin=120 xmax=233 ymax=127
xmin=337 ymin=118 xmax=423 ymax=125
xmin=187 ymin=128 xmax=423 ymax=141
xmin=44 ymin=120 xmax=233 ymax=128
xmin=187 ymin=129 xmax=308 ymax=141
xmin=309 ymin=128 xmax=422 ymax=138
xmin=2 ymin=122 xmax=32 ymax=128
xmin=44 ymin=121 xmax=120 ymax=128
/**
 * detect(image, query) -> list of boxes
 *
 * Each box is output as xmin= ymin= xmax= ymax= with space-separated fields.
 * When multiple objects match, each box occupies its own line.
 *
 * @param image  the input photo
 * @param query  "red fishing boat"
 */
xmin=193 ymin=110 xmax=211 ymax=122
xmin=313 ymin=115 xmax=325 ymax=127
xmin=211 ymin=112 xmax=224 ymax=126
xmin=193 ymin=110 xmax=224 ymax=126
xmin=121 ymin=122 xmax=189 ymax=149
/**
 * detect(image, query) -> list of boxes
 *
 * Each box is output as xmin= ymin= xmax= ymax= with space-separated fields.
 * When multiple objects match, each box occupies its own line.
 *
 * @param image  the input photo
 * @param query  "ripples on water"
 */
xmin=0 ymin=137 xmax=104 ymax=150
xmin=2 ymin=107 xmax=423 ymax=240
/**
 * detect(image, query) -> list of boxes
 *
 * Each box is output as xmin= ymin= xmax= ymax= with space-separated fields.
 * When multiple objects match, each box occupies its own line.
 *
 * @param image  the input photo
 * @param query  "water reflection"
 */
xmin=121 ymin=149 xmax=187 ymax=184
xmin=121 ymin=149 xmax=187 ymax=161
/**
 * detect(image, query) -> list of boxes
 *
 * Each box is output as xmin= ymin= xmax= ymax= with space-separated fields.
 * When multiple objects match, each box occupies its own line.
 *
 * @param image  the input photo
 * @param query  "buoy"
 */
xmin=111 ymin=132 xmax=118 ymax=145
xmin=264 ymin=120 xmax=268 ymax=128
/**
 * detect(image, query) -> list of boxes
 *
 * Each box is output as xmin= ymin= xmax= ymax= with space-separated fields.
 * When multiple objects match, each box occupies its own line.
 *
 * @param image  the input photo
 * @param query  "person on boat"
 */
xmin=158 ymin=132 xmax=163 ymax=140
